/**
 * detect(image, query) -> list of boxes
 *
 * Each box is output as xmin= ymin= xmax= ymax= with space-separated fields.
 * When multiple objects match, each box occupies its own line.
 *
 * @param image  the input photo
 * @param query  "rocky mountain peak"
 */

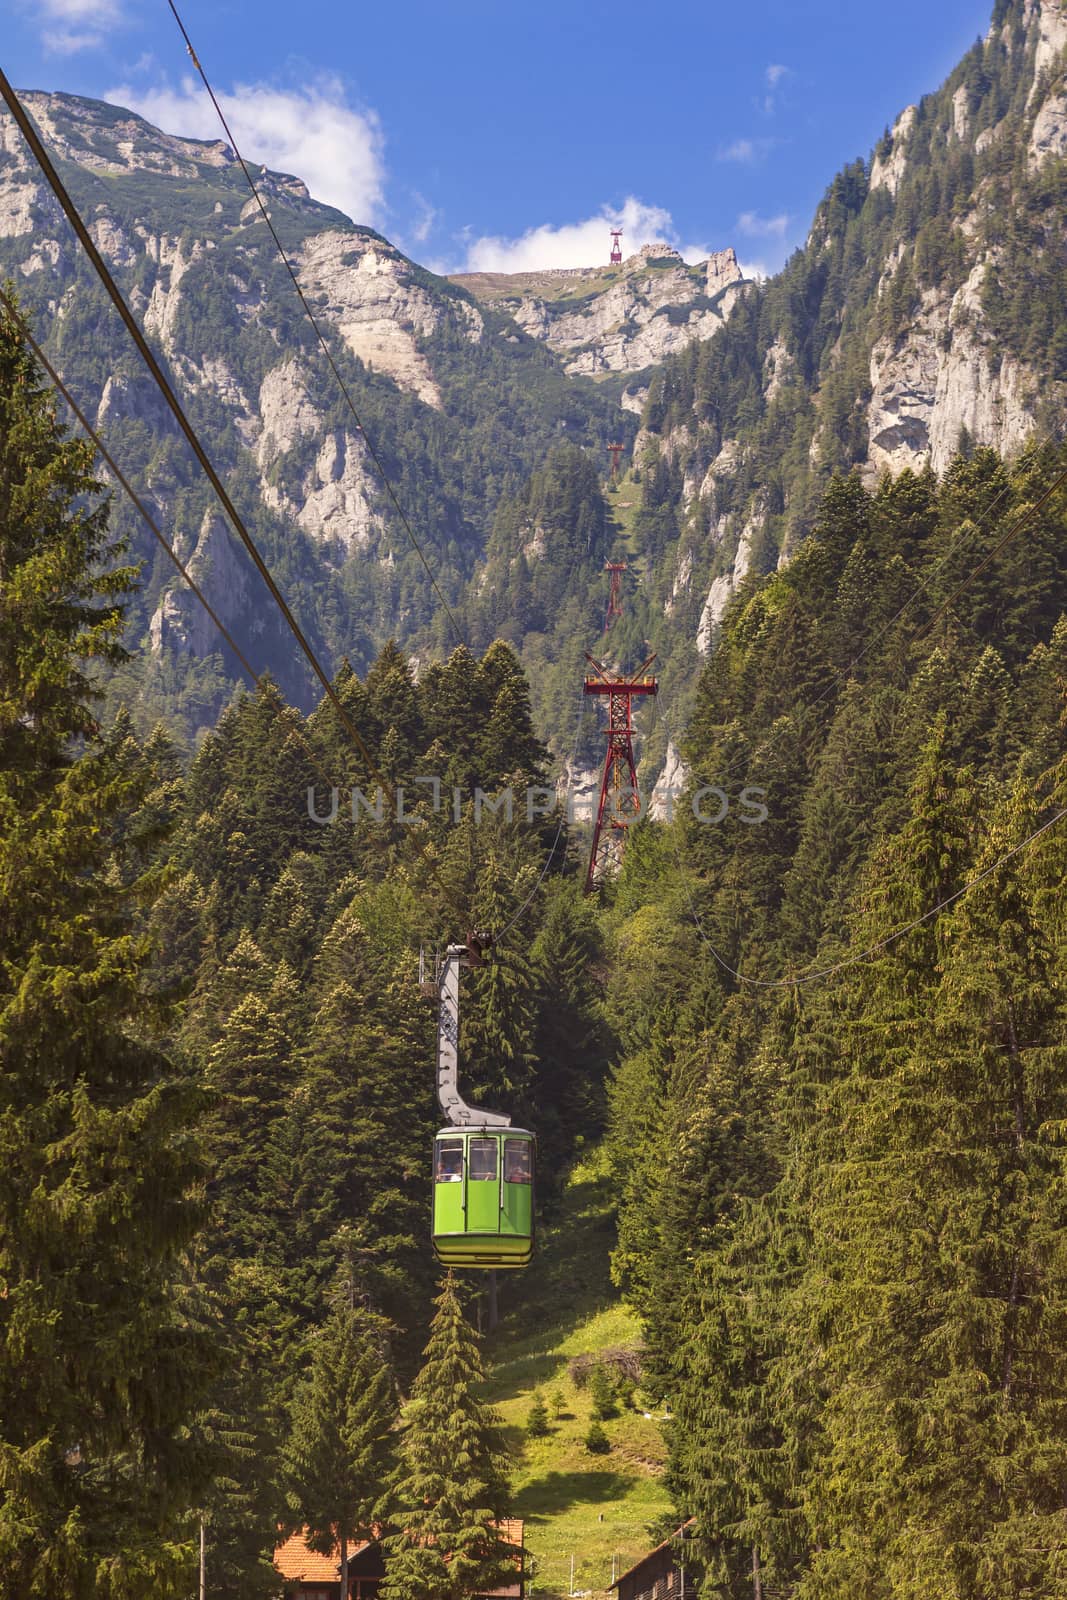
xmin=450 ymin=242 xmax=750 ymax=378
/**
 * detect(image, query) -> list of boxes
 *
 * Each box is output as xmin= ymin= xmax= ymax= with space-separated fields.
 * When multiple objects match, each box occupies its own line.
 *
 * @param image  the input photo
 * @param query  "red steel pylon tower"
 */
xmin=607 ymin=442 xmax=625 ymax=483
xmin=610 ymin=229 xmax=623 ymax=264
xmin=583 ymin=651 xmax=658 ymax=893
xmin=604 ymin=561 xmax=627 ymax=630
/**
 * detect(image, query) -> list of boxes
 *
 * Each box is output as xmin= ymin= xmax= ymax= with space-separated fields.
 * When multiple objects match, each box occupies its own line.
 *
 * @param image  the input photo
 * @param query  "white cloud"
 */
xmin=717 ymin=136 xmax=776 ymax=164
xmin=43 ymin=28 xmax=104 ymax=52
xmin=737 ymin=210 xmax=790 ymax=238
xmin=760 ymin=62 xmax=793 ymax=116
xmin=738 ymin=260 xmax=770 ymax=282
xmin=409 ymin=192 xmax=438 ymax=245
xmin=39 ymin=0 xmax=119 ymax=51
xmin=105 ymin=74 xmax=386 ymax=226
xmin=462 ymin=196 xmax=710 ymax=274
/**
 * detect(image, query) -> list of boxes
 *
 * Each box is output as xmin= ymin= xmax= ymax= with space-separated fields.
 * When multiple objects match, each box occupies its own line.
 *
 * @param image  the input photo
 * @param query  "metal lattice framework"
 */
xmin=583 ymin=652 xmax=658 ymax=893
xmin=604 ymin=560 xmax=627 ymax=629
xmin=610 ymin=228 xmax=623 ymax=263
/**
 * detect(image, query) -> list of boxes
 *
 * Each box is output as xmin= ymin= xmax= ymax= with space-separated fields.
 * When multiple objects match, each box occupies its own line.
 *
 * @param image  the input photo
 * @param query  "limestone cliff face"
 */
xmin=0 ymin=89 xmax=621 ymax=684
xmin=864 ymin=264 xmax=1035 ymax=479
xmin=149 ymin=510 xmax=252 ymax=657
xmin=638 ymin=0 xmax=1067 ymax=667
xmin=0 ymin=94 xmax=471 ymax=645
xmin=451 ymin=243 xmax=750 ymax=377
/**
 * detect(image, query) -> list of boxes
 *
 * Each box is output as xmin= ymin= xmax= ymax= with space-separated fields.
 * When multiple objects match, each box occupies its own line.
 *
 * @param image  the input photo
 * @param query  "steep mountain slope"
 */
xmin=625 ymin=0 xmax=1067 ymax=676
xmin=0 ymin=91 xmax=630 ymax=723
xmin=2 ymin=0 xmax=1065 ymax=768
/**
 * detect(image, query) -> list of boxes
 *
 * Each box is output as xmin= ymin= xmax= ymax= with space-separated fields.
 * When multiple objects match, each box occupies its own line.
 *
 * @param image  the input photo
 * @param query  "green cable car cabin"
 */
xmin=432 ymin=1127 xmax=535 ymax=1270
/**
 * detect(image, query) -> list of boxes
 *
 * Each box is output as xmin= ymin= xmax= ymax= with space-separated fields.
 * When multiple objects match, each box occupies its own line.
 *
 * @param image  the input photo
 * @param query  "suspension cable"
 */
xmin=0 ymin=287 xmax=355 ymax=798
xmin=162 ymin=0 xmax=469 ymax=650
xmin=0 ymin=67 xmax=386 ymax=794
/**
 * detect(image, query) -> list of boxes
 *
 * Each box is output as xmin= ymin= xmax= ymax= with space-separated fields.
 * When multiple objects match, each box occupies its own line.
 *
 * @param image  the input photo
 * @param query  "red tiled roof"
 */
xmin=274 ymin=1519 xmax=524 ymax=1589
xmin=274 ymin=1529 xmax=375 ymax=1583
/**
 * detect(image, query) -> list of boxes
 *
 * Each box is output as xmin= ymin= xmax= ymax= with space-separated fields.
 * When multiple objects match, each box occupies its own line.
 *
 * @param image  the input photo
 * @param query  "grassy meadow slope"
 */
xmin=483 ymin=1152 xmax=671 ymax=1599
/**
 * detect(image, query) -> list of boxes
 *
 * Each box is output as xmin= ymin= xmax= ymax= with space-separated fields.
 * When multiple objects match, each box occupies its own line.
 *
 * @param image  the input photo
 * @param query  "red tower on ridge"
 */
xmin=604 ymin=561 xmax=627 ymax=630
xmin=610 ymin=228 xmax=623 ymax=264
xmin=606 ymin=442 xmax=625 ymax=483
xmin=583 ymin=651 xmax=658 ymax=893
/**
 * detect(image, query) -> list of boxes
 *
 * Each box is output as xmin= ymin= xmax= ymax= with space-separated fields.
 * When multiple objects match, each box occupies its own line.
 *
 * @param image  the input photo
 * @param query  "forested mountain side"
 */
xmin=606 ymin=442 xmax=1067 ymax=1594
xmin=626 ymin=0 xmax=1067 ymax=692
xmin=3 ymin=267 xmax=624 ymax=1598
xmin=3 ymin=0 xmax=1065 ymax=775
xmin=6 ymin=251 xmax=1067 ymax=1598
xmin=0 ymin=91 xmax=632 ymax=732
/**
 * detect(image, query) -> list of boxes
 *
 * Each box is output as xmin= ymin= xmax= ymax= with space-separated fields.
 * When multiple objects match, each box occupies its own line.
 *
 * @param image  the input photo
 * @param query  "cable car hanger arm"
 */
xmin=435 ymin=939 xmax=510 ymax=1129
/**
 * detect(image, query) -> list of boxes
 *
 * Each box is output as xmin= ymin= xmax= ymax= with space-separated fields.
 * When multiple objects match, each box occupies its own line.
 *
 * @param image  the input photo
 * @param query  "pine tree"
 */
xmin=526 ymin=1393 xmax=550 ymax=1439
xmin=382 ymin=1275 xmax=514 ymax=1600
xmin=286 ymin=1301 xmax=398 ymax=1599
xmin=0 ymin=296 xmax=213 ymax=1596
xmin=589 ymin=1363 xmax=617 ymax=1421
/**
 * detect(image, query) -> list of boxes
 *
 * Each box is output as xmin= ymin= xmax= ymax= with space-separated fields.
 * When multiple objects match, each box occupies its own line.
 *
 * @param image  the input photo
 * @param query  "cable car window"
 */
xmin=435 ymin=1141 xmax=463 ymax=1181
xmin=468 ymin=1139 xmax=498 ymax=1181
xmin=504 ymin=1140 xmax=533 ymax=1184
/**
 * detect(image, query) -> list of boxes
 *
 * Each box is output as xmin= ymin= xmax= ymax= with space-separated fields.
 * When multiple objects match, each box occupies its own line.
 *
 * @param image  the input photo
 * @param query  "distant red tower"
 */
xmin=610 ymin=228 xmax=623 ymax=264
xmin=583 ymin=652 xmax=658 ymax=893
xmin=604 ymin=561 xmax=627 ymax=630
xmin=606 ymin=442 xmax=625 ymax=483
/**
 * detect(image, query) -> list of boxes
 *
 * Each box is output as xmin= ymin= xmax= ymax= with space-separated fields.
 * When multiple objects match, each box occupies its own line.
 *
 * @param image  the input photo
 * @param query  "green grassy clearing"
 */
xmin=483 ymin=1151 xmax=671 ymax=1599
xmin=604 ymin=477 xmax=648 ymax=578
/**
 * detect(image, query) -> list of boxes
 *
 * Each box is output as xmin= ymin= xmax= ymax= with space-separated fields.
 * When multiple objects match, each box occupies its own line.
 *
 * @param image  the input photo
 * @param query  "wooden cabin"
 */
xmin=273 ymin=1531 xmax=383 ymax=1599
xmin=274 ymin=1519 xmax=525 ymax=1599
xmin=610 ymin=1519 xmax=698 ymax=1600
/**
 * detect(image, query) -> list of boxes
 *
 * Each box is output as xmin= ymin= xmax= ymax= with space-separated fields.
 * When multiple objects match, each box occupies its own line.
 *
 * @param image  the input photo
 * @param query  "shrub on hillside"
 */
xmin=568 ymin=1344 xmax=643 ymax=1388
xmin=527 ymin=1391 xmax=550 ymax=1438
xmin=585 ymin=1420 xmax=610 ymax=1455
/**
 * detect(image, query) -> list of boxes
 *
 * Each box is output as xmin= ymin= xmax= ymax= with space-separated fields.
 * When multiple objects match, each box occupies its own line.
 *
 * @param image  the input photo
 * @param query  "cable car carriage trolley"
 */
xmin=431 ymin=940 xmax=535 ymax=1270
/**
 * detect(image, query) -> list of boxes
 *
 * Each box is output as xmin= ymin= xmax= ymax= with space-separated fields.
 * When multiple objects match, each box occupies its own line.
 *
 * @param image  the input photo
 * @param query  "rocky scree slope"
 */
xmin=627 ymin=0 xmax=1067 ymax=681
xmin=0 ymin=91 xmax=630 ymax=722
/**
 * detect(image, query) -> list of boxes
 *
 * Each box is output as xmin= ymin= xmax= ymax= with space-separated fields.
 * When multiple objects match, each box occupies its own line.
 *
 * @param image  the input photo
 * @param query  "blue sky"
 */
xmin=5 ymin=0 xmax=995 ymax=276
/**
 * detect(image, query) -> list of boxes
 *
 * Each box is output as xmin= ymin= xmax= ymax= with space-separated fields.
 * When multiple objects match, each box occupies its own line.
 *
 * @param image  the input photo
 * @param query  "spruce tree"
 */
xmin=382 ymin=1275 xmax=514 ymax=1600
xmin=0 ymin=297 xmax=213 ymax=1595
xmin=589 ymin=1363 xmax=617 ymax=1421
xmin=526 ymin=1392 xmax=550 ymax=1439
xmin=286 ymin=1301 xmax=398 ymax=1598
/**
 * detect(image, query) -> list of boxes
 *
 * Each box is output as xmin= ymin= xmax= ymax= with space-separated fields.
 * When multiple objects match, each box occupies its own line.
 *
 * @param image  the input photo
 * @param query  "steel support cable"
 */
xmin=1 ymin=289 xmax=258 ymax=686
xmin=0 ymin=66 xmax=387 ymax=795
xmin=655 ymin=700 xmax=1067 ymax=990
xmin=0 ymin=288 xmax=354 ymax=798
xmin=0 ymin=107 xmax=557 ymax=947
xmin=162 ymin=0 xmax=468 ymax=651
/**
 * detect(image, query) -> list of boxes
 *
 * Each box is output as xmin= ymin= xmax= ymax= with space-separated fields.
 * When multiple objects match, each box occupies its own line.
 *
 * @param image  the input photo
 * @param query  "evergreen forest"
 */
xmin=4 ymin=268 xmax=1067 ymax=1597
xmin=2 ymin=0 xmax=1067 ymax=1593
